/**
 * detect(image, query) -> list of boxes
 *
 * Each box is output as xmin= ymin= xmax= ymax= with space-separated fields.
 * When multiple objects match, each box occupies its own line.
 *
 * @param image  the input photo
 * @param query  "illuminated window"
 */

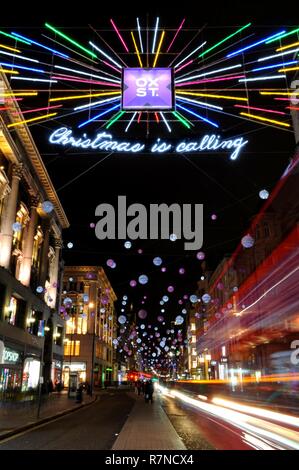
xmin=12 ymin=202 xmax=29 ymax=251
xmin=32 ymin=226 xmax=43 ymax=269
xmin=192 ymin=361 xmax=197 ymax=369
xmin=64 ymin=340 xmax=80 ymax=356
xmin=192 ymin=348 xmax=197 ymax=356
xmin=66 ymin=318 xmax=76 ymax=334
xmin=191 ymin=323 xmax=196 ymax=331
xmin=77 ymin=315 xmax=87 ymax=335
xmin=7 ymin=297 xmax=17 ymax=325
xmin=192 ymin=335 xmax=196 ymax=344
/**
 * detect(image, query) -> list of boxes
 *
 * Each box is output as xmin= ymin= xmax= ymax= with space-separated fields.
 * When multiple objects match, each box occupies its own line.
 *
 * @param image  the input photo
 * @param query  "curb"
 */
xmin=0 ymin=395 xmax=97 ymax=442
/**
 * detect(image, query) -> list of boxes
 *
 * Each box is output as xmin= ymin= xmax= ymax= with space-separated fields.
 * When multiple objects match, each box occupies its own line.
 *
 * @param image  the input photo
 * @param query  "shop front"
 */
xmin=0 ymin=340 xmax=23 ymax=400
xmin=51 ymin=358 xmax=62 ymax=386
xmin=62 ymin=361 xmax=86 ymax=388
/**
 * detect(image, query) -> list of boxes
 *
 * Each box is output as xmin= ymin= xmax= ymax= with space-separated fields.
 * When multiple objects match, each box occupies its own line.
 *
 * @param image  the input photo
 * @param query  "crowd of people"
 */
xmin=135 ymin=379 xmax=154 ymax=403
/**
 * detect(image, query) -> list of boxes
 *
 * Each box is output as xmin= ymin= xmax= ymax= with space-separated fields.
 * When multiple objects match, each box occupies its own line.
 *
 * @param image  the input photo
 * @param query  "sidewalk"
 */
xmin=0 ymin=391 xmax=96 ymax=438
xmin=112 ymin=392 xmax=186 ymax=450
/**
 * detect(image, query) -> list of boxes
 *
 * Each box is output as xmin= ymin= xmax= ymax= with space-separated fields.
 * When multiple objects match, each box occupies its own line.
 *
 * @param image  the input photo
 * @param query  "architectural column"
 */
xmin=48 ymin=238 xmax=62 ymax=309
xmin=0 ymin=163 xmax=23 ymax=269
xmin=18 ymin=196 xmax=39 ymax=286
xmin=38 ymin=219 xmax=51 ymax=288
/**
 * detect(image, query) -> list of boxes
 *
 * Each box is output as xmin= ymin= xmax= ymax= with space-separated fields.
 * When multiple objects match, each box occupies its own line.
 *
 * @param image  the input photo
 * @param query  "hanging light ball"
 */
xmin=63 ymin=297 xmax=72 ymax=306
xmin=153 ymin=256 xmax=163 ymax=266
xmin=12 ymin=222 xmax=22 ymax=232
xmin=42 ymin=200 xmax=54 ymax=213
xmin=36 ymin=286 xmax=44 ymax=294
xmin=162 ymin=295 xmax=169 ymax=302
xmin=196 ymin=251 xmax=205 ymax=260
xmin=211 ymin=213 xmax=217 ymax=221
xmin=138 ymin=274 xmax=148 ymax=285
xmin=259 ymin=189 xmax=269 ymax=200
xmin=118 ymin=315 xmax=127 ymax=325
xmin=179 ymin=268 xmax=185 ymax=275
xmin=202 ymin=293 xmax=211 ymax=304
xmin=89 ymin=222 xmax=95 ymax=228
xmin=106 ymin=259 xmax=115 ymax=268
xmin=241 ymin=234 xmax=255 ymax=248
xmin=67 ymin=242 xmax=73 ymax=249
xmin=161 ymin=267 xmax=167 ymax=272
xmin=130 ymin=280 xmax=137 ymax=287
xmin=157 ymin=316 xmax=164 ymax=322
xmin=167 ymin=286 xmax=174 ymax=293
xmin=138 ymin=309 xmax=147 ymax=319
xmin=124 ymin=240 xmax=132 ymax=249
xmin=175 ymin=315 xmax=184 ymax=325
xmin=190 ymin=294 xmax=198 ymax=303
xmin=170 ymin=233 xmax=177 ymax=242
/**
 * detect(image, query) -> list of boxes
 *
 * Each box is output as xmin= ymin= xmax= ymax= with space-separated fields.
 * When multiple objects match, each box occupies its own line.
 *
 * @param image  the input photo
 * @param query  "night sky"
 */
xmin=1 ymin=0 xmax=297 ymax=334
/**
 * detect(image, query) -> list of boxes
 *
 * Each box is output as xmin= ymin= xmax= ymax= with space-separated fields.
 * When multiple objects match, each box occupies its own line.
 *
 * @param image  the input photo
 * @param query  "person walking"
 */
xmin=144 ymin=379 xmax=154 ymax=404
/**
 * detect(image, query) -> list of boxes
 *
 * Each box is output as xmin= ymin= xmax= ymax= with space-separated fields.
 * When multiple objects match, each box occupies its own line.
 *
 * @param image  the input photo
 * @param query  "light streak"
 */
xmin=54 ymin=64 xmax=121 ymax=83
xmin=51 ymin=74 xmax=120 ymax=87
xmin=125 ymin=112 xmax=137 ymax=132
xmin=0 ymin=92 xmax=37 ymax=97
xmin=172 ymin=110 xmax=191 ymax=128
xmin=239 ymin=75 xmax=287 ymax=82
xmin=11 ymin=32 xmax=68 ymax=58
xmin=7 ymin=112 xmax=57 ymax=128
xmin=137 ymin=112 xmax=142 ymax=123
xmin=101 ymin=60 xmax=121 ymax=73
xmin=152 ymin=17 xmax=159 ymax=54
xmin=239 ymin=111 xmax=290 ymax=127
xmin=160 ymin=112 xmax=172 ymax=132
xmin=78 ymin=104 xmax=120 ymax=128
xmin=266 ymin=27 xmax=299 ymax=44
xmin=49 ymin=91 xmax=120 ymax=102
xmin=174 ymin=59 xmax=193 ymax=74
xmin=153 ymin=31 xmax=165 ymax=67
xmin=278 ymin=65 xmax=299 ymax=73
xmin=252 ymin=60 xmax=297 ymax=72
xmin=11 ymin=77 xmax=57 ymax=83
xmin=0 ymin=69 xmax=19 ymax=74
xmin=131 ymin=31 xmax=143 ymax=67
xmin=74 ymin=96 xmax=121 ymax=110
xmin=106 ymin=110 xmax=125 ymax=128
xmin=154 ymin=112 xmax=159 ymax=123
xmin=0 ymin=30 xmax=31 ymax=45
xmin=258 ymin=48 xmax=299 ymax=61
xmin=45 ymin=23 xmax=97 ymax=59
xmin=174 ymin=41 xmax=206 ymax=69
xmin=21 ymin=105 xmax=62 ymax=114
xmin=176 ymin=103 xmax=219 ymax=128
xmin=277 ymin=40 xmax=299 ymax=51
xmin=286 ymin=106 xmax=299 ymax=110
xmin=88 ymin=41 xmax=122 ymax=69
xmin=176 ymin=96 xmax=223 ymax=110
xmin=260 ymin=91 xmax=299 ymax=96
xmin=0 ymin=49 xmax=39 ymax=63
xmin=136 ymin=18 xmax=144 ymax=53
xmin=175 ymin=74 xmax=245 ymax=86
xmin=166 ymin=18 xmax=185 ymax=53
xmin=175 ymin=64 xmax=242 ymax=82
xmin=234 ymin=104 xmax=286 ymax=115
xmin=211 ymin=397 xmax=299 ymax=428
xmin=199 ymin=22 xmax=251 ymax=58
xmin=0 ymin=62 xmax=45 ymax=73
xmin=0 ymin=44 xmax=20 ymax=53
xmin=110 ymin=19 xmax=129 ymax=52
xmin=227 ymin=30 xmax=286 ymax=57
xmin=176 ymin=91 xmax=248 ymax=101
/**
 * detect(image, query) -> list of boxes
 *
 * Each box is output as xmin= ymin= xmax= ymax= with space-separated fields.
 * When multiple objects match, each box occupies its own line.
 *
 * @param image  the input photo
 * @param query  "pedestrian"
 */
xmin=144 ymin=379 xmax=154 ymax=404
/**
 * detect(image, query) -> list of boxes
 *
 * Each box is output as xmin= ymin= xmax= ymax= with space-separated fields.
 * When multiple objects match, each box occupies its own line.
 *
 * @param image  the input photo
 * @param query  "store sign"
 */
xmin=1 ymin=347 xmax=20 ymax=364
xmin=49 ymin=127 xmax=249 ymax=160
xmin=122 ymin=68 xmax=174 ymax=110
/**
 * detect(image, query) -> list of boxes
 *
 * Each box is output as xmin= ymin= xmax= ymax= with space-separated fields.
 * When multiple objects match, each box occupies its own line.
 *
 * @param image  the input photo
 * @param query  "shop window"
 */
xmin=22 ymin=358 xmax=40 ymax=391
xmin=66 ymin=317 xmax=76 ymax=334
xmin=54 ymin=325 xmax=63 ymax=346
xmin=26 ymin=309 xmax=43 ymax=335
xmin=77 ymin=315 xmax=87 ymax=335
xmin=64 ymin=340 xmax=80 ymax=356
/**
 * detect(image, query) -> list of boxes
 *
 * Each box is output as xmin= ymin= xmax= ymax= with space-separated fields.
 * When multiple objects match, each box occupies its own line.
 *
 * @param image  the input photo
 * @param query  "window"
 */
xmin=32 ymin=226 xmax=43 ymax=269
xmin=12 ymin=202 xmax=29 ymax=251
xmin=192 ymin=361 xmax=197 ymax=369
xmin=66 ymin=318 xmax=76 ymax=334
xmin=26 ymin=309 xmax=43 ymax=335
xmin=192 ymin=348 xmax=197 ymax=356
xmin=6 ymin=297 xmax=17 ymax=325
xmin=77 ymin=315 xmax=87 ymax=335
xmin=64 ymin=340 xmax=80 ymax=356
xmin=192 ymin=335 xmax=196 ymax=344
xmin=191 ymin=323 xmax=196 ymax=331
xmin=54 ymin=326 xmax=63 ymax=346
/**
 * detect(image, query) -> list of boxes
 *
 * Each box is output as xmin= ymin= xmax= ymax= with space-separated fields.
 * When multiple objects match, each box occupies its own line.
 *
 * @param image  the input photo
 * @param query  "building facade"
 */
xmin=61 ymin=266 xmax=117 ymax=389
xmin=0 ymin=73 xmax=69 ymax=400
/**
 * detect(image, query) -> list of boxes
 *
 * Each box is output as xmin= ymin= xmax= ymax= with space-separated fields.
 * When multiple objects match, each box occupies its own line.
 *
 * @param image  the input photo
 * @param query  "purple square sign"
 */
xmin=122 ymin=68 xmax=174 ymax=110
